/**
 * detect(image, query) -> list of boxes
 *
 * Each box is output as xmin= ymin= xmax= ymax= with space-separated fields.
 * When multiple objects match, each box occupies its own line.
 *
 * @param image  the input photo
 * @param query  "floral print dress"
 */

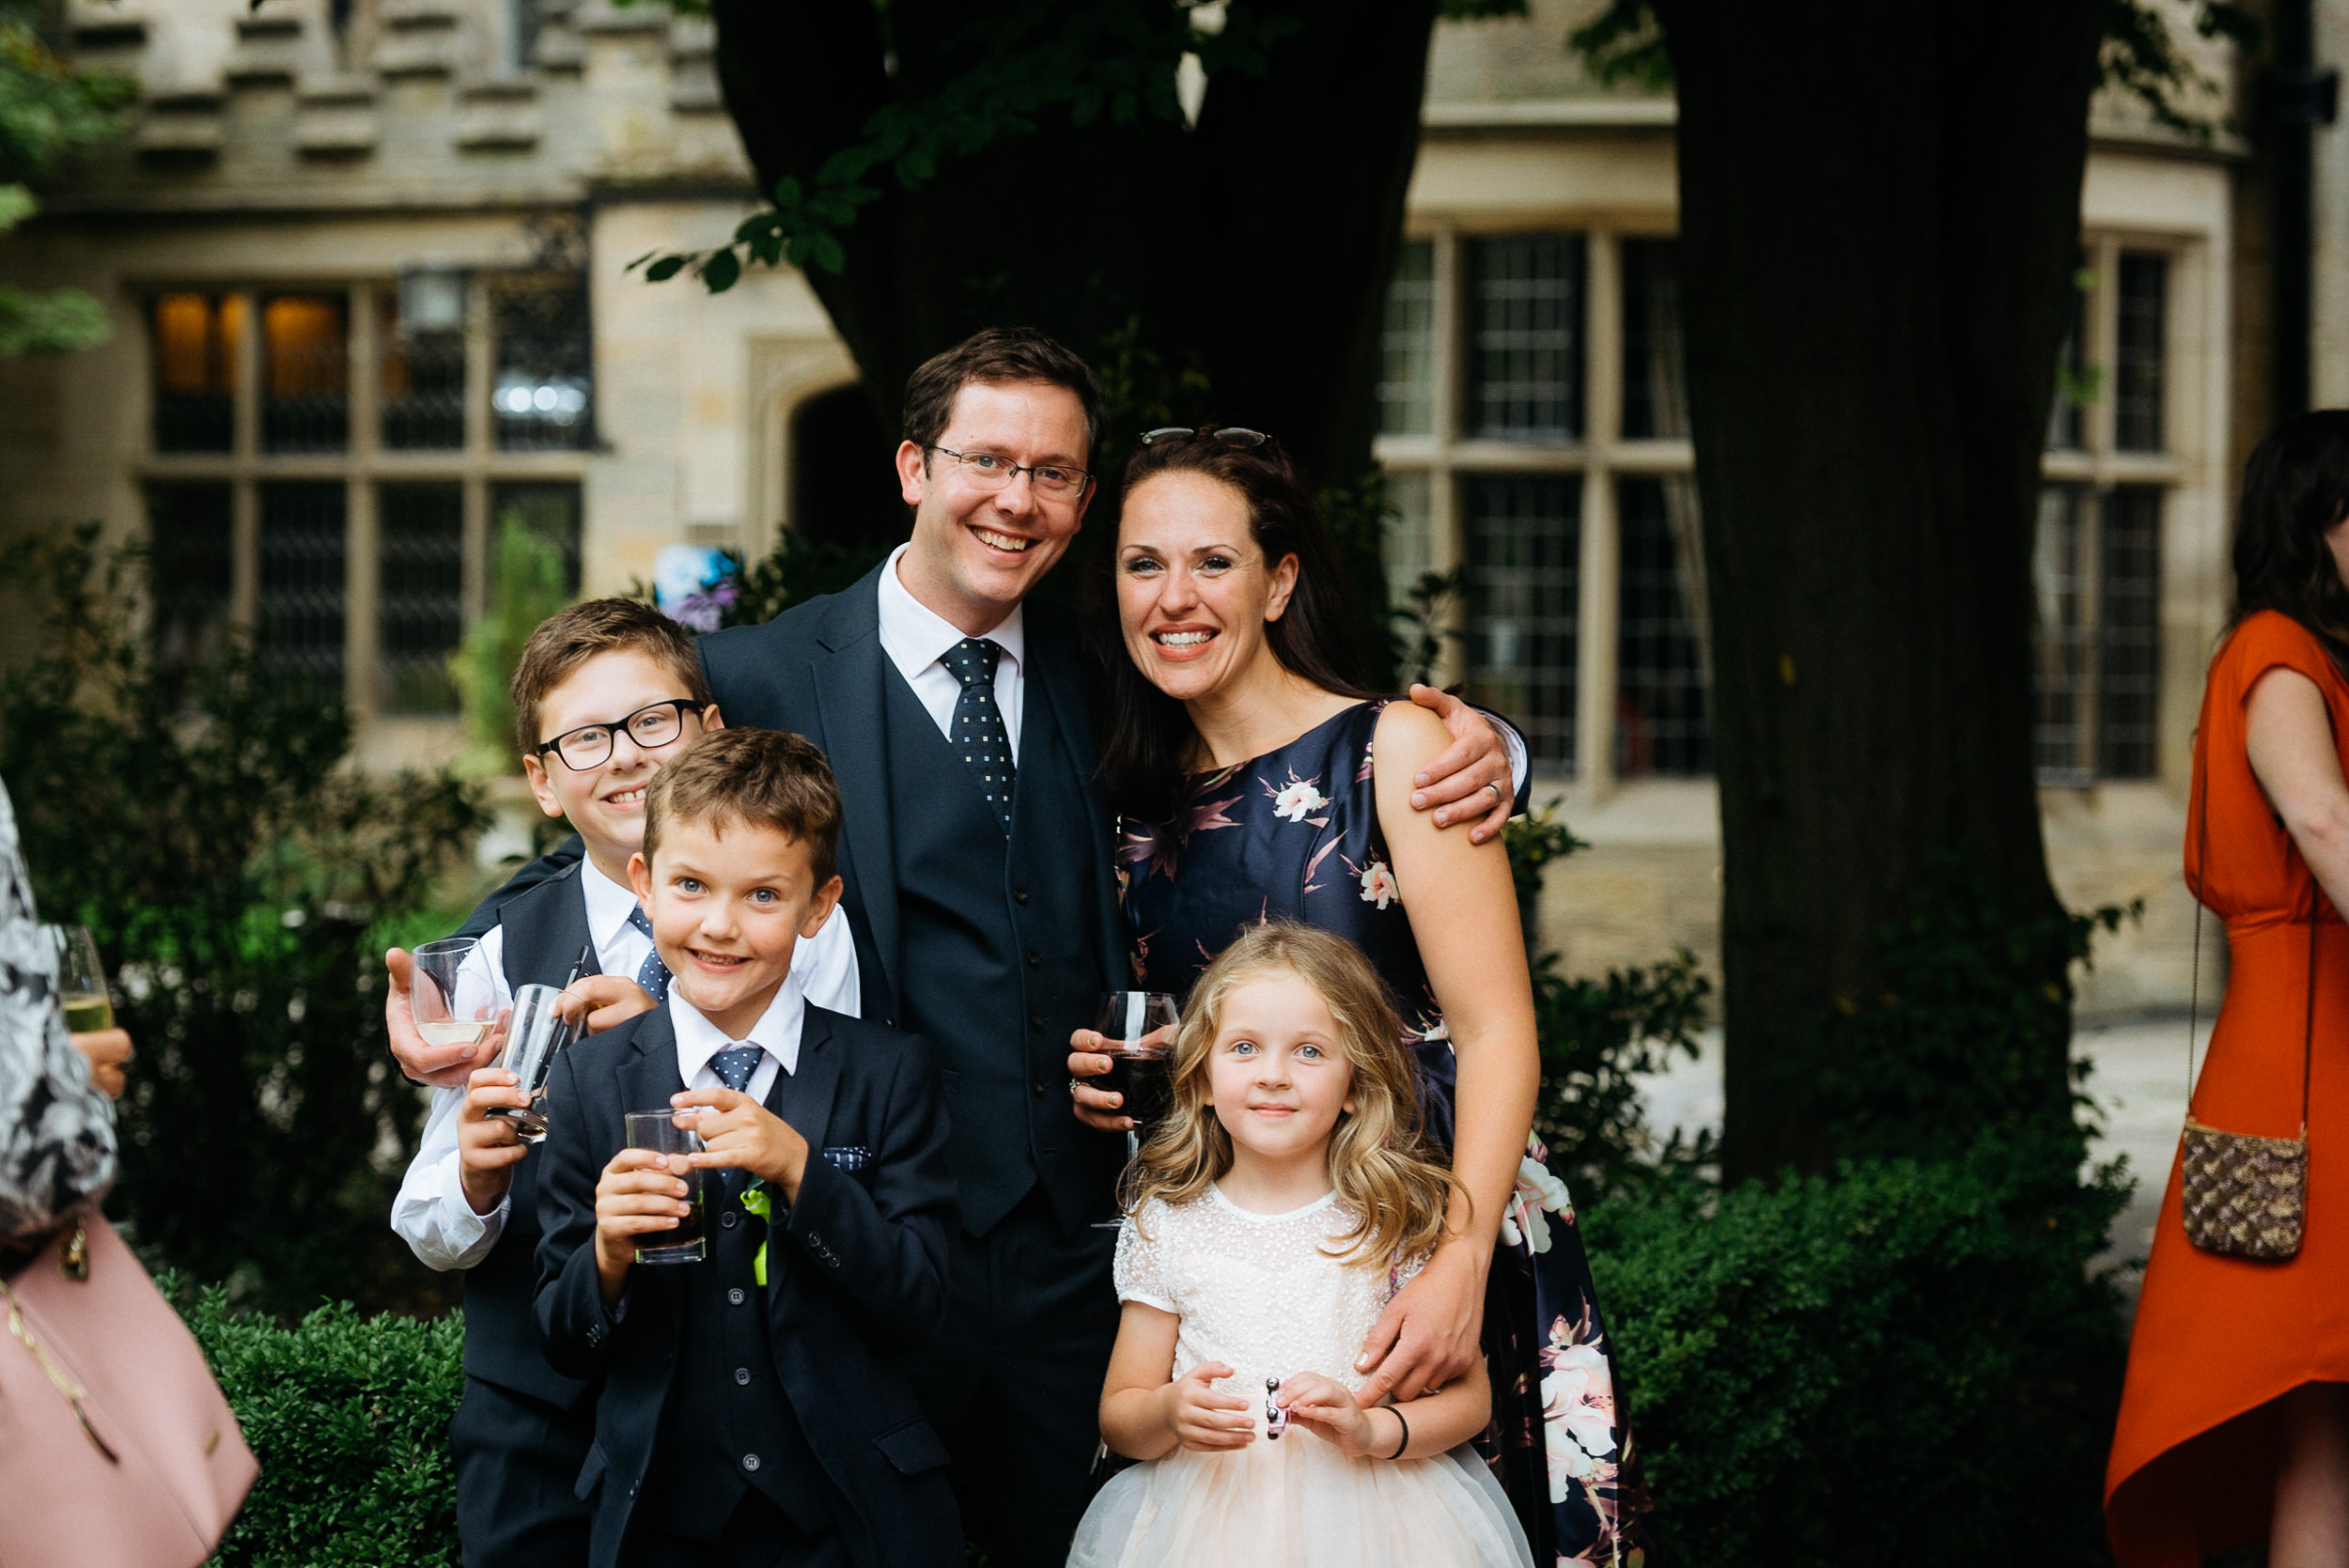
xmin=1118 ymin=701 xmax=1656 ymax=1567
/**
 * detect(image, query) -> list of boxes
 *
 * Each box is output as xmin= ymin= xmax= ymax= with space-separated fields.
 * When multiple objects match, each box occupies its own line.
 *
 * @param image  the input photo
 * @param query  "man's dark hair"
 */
xmin=643 ymin=728 xmax=843 ymax=886
xmin=900 ymin=328 xmax=1105 ymax=463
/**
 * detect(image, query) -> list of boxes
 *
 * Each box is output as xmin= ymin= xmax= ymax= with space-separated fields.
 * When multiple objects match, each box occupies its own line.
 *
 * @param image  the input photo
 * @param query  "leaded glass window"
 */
xmin=1465 ymin=236 xmax=1583 ymax=442
xmin=1465 ymin=474 xmax=1580 ymax=770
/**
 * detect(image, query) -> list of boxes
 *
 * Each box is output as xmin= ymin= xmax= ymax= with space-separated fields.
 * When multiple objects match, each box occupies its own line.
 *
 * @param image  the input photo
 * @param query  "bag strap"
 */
xmin=0 ymin=1229 xmax=117 ymax=1462
xmin=2189 ymin=746 xmax=2320 ymax=1136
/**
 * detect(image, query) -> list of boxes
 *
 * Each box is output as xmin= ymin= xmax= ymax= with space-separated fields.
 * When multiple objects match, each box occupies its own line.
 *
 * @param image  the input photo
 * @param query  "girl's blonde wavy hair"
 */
xmin=1124 ymin=922 xmax=1464 ymax=1265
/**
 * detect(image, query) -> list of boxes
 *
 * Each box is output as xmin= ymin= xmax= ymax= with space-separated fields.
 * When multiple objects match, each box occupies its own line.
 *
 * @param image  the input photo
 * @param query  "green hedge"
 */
xmin=179 ymin=1284 xmax=462 ymax=1567
xmin=176 ymin=1133 xmax=2123 ymax=1568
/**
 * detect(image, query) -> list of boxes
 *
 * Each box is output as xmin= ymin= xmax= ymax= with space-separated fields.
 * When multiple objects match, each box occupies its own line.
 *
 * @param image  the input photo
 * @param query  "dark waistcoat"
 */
xmin=466 ymin=867 xmax=598 ymax=1411
xmin=881 ymin=665 xmax=1106 ymax=1235
xmin=646 ymin=1178 xmax=830 ymax=1539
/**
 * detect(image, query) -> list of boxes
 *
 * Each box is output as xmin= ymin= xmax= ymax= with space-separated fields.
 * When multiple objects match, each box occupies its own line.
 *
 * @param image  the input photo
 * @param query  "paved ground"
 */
xmin=1633 ymin=1014 xmax=2209 ymax=1310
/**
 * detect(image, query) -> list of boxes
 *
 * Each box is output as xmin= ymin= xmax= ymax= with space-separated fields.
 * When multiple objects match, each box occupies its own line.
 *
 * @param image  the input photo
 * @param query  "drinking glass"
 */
xmin=411 ymin=937 xmax=496 ymax=1061
xmin=487 ymin=984 xmax=578 ymax=1143
xmin=1095 ymin=991 xmax=1179 ymax=1157
xmin=626 ymin=1110 xmax=708 ymax=1265
xmin=41 ymin=924 xmax=112 ymax=1033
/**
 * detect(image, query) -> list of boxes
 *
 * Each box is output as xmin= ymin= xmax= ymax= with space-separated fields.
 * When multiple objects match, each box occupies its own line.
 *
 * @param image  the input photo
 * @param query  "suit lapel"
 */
xmin=811 ymin=572 xmax=901 ymax=1012
xmin=1025 ymin=610 xmax=1125 ymax=982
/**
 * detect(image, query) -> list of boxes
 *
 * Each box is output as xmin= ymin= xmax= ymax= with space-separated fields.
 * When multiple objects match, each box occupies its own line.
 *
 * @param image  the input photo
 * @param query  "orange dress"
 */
xmin=2108 ymin=610 xmax=2349 ymax=1563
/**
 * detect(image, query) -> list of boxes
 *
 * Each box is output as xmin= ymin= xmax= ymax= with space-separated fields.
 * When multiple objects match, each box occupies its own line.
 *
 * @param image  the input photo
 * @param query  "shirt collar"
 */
xmin=580 ymin=854 xmax=644 ymax=961
xmin=876 ymin=542 xmax=1026 ymax=683
xmin=669 ymin=969 xmax=807 ymax=1081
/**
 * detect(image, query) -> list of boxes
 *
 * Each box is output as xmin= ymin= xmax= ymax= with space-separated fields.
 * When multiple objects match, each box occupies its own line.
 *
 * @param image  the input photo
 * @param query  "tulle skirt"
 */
xmin=1066 ymin=1433 xmax=1532 ymax=1568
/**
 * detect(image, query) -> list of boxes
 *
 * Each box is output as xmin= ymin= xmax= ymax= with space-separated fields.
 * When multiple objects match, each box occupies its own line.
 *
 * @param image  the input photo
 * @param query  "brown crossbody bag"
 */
xmin=2179 ymin=768 xmax=2316 ymax=1261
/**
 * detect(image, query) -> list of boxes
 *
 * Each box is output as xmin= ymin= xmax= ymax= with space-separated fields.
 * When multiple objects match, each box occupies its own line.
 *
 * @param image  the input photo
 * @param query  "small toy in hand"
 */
xmin=1265 ymin=1374 xmax=1290 ymax=1439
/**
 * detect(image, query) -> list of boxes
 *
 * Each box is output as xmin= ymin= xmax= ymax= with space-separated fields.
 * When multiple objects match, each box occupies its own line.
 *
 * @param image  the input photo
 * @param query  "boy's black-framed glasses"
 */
xmin=1139 ymin=425 xmax=1273 ymax=449
xmin=535 ymin=699 xmax=706 ymax=771
xmin=925 ymin=444 xmax=1094 ymax=501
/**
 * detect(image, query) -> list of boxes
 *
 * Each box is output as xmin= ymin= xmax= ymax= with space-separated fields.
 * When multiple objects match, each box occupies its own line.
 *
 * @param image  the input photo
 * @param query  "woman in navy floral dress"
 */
xmin=1068 ymin=429 xmax=1655 ymax=1567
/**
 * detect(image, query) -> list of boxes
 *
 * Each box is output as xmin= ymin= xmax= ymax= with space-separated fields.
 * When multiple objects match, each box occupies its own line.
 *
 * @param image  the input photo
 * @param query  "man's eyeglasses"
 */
xmin=926 ymin=444 xmax=1094 ymax=501
xmin=1139 ymin=426 xmax=1272 ymax=449
xmin=535 ymin=699 xmax=706 ymax=771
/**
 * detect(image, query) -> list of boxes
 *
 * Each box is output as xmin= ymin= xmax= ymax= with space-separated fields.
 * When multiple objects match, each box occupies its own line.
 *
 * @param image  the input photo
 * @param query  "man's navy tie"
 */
xmin=626 ymin=907 xmax=671 ymax=1002
xmin=708 ymin=1044 xmax=764 ymax=1194
xmin=942 ymin=637 xmax=1015 ymax=831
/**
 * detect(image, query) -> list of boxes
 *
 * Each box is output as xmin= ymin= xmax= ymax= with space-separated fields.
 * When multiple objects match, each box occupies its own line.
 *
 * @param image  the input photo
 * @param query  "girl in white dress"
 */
xmin=1070 ymin=923 xmax=1532 ymax=1568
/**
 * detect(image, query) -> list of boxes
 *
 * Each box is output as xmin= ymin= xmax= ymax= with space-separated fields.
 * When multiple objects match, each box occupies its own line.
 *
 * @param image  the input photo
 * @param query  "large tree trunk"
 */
xmin=1653 ymin=1 xmax=2110 ymax=1178
xmin=707 ymin=0 xmax=1437 ymax=665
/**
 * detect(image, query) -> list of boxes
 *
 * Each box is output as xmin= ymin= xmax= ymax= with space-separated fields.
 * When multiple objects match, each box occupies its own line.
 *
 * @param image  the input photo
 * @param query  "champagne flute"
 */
xmin=1095 ymin=991 xmax=1179 ymax=1159
xmin=411 ymin=937 xmax=496 ymax=1063
xmin=41 ymin=924 xmax=113 ymax=1032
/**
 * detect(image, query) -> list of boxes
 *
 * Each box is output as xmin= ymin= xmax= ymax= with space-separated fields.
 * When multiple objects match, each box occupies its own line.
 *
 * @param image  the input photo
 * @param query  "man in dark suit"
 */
xmin=417 ymin=328 xmax=1523 ymax=1566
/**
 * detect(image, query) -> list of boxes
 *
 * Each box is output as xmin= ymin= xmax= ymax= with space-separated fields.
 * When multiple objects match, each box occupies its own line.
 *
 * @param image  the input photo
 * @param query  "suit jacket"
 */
xmin=696 ymin=565 xmax=1129 ymax=1029
xmin=534 ymin=1001 xmax=960 ymax=1568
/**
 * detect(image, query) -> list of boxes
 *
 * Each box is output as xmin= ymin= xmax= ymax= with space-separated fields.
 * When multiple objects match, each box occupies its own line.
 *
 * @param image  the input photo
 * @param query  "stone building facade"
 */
xmin=0 ymin=0 xmax=2262 ymax=1014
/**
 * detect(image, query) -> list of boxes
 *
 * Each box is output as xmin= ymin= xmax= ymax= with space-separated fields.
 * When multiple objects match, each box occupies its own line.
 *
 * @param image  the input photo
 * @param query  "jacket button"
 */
xmin=741 ymin=1453 xmax=761 ymax=1472
xmin=1014 ymin=890 xmax=1030 ymax=905
xmin=727 ymin=1287 xmax=745 ymax=1306
xmin=1032 ymin=1081 xmax=1048 ymax=1095
xmin=721 ymin=1209 xmax=739 ymax=1230
xmin=1030 ymin=1014 xmax=1044 ymax=1029
xmin=735 ymin=1367 xmax=752 ymax=1386
xmin=807 ymin=1231 xmax=823 ymax=1249
xmin=1027 ymin=951 xmax=1041 ymax=969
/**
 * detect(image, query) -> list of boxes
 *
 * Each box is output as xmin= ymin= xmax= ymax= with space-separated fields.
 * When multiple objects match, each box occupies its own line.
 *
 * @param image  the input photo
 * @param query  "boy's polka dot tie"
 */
xmin=942 ymin=637 xmax=1015 ymax=831
xmin=626 ymin=908 xmax=671 ymax=1002
xmin=708 ymin=1046 xmax=764 ymax=1194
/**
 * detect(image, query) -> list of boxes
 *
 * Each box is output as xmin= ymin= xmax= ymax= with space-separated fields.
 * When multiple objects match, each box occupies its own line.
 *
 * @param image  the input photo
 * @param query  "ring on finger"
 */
xmin=1483 ymin=781 xmax=1502 ymax=804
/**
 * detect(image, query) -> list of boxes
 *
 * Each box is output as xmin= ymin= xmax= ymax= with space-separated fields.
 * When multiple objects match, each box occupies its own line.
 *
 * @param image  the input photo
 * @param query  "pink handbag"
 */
xmin=0 ymin=1214 xmax=257 ymax=1568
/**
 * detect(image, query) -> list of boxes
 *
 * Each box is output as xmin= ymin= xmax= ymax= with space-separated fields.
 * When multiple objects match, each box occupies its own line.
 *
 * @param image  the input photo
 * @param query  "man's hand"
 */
xmin=70 ymin=1028 xmax=132 ymax=1099
xmin=385 ymin=947 xmax=502 ymax=1089
xmin=594 ymin=1147 xmax=691 ymax=1302
xmin=1405 ymin=685 xmax=1514 ymax=844
xmin=1159 ymin=1361 xmax=1254 ymax=1452
xmin=457 ymin=1066 xmax=532 ymax=1215
xmin=1272 ymin=1371 xmax=1382 ymax=1458
xmin=675 ymin=1088 xmax=809 ymax=1201
xmin=565 ymin=974 xmax=657 ymax=1036
xmin=1066 ymin=1029 xmax=1130 ymax=1132
xmin=1354 ymin=1242 xmax=1486 ymax=1405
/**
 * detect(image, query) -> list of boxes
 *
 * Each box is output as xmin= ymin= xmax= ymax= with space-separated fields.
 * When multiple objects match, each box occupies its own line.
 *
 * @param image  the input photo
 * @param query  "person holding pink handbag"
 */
xmin=0 ymin=776 xmax=257 ymax=1568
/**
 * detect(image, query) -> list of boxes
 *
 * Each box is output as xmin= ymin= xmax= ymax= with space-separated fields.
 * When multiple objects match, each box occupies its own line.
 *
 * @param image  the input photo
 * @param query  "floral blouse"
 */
xmin=0 ymin=779 xmax=114 ymax=1243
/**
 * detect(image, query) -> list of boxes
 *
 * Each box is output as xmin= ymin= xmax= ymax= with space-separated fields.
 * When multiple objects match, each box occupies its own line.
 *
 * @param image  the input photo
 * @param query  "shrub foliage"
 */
xmin=0 ymin=526 xmax=486 ymax=1314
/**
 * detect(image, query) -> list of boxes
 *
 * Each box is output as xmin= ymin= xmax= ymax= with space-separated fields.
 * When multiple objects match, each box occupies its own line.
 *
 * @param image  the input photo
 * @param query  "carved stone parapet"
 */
xmin=572 ymin=1 xmax=667 ymax=36
xmin=228 ymin=13 xmax=303 ymax=85
xmin=457 ymin=97 xmax=541 ymax=151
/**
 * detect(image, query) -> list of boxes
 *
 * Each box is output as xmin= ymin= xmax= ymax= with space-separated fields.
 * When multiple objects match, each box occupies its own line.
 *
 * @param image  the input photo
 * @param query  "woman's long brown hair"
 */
xmin=1124 ymin=923 xmax=1463 ymax=1267
xmin=2232 ymin=409 xmax=2349 ymax=664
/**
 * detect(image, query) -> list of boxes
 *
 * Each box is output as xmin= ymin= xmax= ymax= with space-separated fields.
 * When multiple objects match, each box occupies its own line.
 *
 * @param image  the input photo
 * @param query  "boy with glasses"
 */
xmin=390 ymin=598 xmax=860 ymax=1567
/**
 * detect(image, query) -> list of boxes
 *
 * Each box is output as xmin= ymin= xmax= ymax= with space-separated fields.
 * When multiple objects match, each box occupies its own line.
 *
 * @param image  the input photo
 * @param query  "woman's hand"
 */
xmin=1066 ymin=1029 xmax=1129 ymax=1131
xmin=1159 ymin=1360 xmax=1255 ymax=1452
xmin=1355 ymin=1241 xmax=1488 ymax=1405
xmin=70 ymin=1028 xmax=131 ymax=1099
xmin=1274 ymin=1371 xmax=1385 ymax=1458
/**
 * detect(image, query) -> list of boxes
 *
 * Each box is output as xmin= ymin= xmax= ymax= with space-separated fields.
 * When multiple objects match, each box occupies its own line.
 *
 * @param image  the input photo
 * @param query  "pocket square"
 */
xmin=822 ymin=1146 xmax=871 ymax=1172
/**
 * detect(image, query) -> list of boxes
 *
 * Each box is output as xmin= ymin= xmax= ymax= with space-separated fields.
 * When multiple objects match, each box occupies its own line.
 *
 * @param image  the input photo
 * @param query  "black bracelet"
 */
xmin=1387 ymin=1406 xmax=1410 ymax=1460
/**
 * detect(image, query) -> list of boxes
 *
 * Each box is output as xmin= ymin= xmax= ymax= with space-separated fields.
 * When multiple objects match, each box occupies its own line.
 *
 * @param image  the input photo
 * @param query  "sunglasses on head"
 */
xmin=1139 ymin=425 xmax=1273 ymax=449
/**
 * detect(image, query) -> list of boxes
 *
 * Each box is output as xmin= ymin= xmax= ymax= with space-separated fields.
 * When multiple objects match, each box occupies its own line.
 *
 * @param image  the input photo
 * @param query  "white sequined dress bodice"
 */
xmin=1074 ymin=1186 xmax=1532 ymax=1568
xmin=1115 ymin=1188 xmax=1419 ymax=1418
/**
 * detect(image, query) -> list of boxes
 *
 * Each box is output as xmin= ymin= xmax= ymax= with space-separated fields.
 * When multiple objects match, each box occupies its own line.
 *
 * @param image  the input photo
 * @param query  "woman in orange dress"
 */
xmin=2109 ymin=410 xmax=2349 ymax=1564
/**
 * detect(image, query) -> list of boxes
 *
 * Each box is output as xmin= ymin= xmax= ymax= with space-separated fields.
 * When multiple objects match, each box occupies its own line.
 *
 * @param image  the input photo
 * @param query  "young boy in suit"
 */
xmin=390 ymin=600 xmax=861 ymax=1566
xmin=535 ymin=727 xmax=959 ymax=1568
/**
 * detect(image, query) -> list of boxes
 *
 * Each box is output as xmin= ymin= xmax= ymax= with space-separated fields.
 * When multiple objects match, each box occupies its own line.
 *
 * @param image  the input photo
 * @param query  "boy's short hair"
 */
xmin=511 ymin=598 xmax=713 ymax=754
xmin=643 ymin=729 xmax=842 ymax=886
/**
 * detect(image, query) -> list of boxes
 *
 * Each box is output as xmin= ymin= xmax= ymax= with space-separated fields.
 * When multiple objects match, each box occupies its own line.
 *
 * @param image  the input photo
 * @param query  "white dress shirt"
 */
xmin=390 ymin=856 xmax=861 ymax=1271
xmin=876 ymin=542 xmax=1027 ymax=753
xmin=668 ymin=972 xmax=812 ymax=1108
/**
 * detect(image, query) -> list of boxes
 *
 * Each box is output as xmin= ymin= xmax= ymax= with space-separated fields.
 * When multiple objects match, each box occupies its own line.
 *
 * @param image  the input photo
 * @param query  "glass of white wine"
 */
xmin=412 ymin=937 xmax=495 ymax=1062
xmin=41 ymin=924 xmax=112 ymax=1032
